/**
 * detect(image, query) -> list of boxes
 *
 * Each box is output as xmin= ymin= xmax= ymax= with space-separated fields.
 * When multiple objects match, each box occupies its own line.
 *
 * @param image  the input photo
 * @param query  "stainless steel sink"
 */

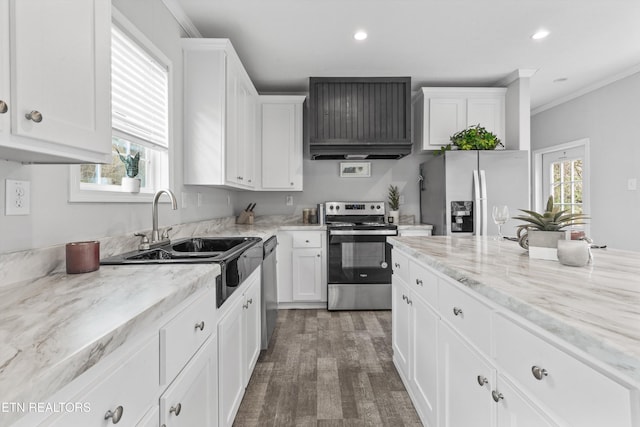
xmin=100 ymin=236 xmax=261 ymax=265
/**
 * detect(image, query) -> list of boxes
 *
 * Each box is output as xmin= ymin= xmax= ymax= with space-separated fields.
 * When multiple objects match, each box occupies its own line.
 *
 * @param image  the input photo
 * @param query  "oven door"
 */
xmin=327 ymin=230 xmax=393 ymax=284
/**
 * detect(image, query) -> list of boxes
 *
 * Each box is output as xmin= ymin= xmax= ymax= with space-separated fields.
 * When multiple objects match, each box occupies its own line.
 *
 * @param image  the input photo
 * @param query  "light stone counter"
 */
xmin=389 ymin=235 xmax=640 ymax=385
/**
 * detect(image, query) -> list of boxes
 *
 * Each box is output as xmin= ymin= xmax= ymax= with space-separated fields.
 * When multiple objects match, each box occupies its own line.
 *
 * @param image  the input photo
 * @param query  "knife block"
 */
xmin=236 ymin=210 xmax=254 ymax=225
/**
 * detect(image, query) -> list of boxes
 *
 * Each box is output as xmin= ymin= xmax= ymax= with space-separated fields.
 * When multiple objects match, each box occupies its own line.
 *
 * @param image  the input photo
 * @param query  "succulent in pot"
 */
xmin=513 ymin=196 xmax=589 ymax=250
xmin=116 ymin=148 xmax=141 ymax=193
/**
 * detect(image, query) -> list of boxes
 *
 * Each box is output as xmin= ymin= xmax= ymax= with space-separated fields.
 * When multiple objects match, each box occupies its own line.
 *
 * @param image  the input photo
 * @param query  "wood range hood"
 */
xmin=308 ymin=77 xmax=412 ymax=160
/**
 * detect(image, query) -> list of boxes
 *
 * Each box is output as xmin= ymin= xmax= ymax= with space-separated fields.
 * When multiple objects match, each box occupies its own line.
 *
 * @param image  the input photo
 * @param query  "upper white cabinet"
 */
xmin=259 ymin=95 xmax=305 ymax=191
xmin=413 ymin=87 xmax=506 ymax=151
xmin=0 ymin=0 xmax=111 ymax=164
xmin=182 ymin=38 xmax=258 ymax=190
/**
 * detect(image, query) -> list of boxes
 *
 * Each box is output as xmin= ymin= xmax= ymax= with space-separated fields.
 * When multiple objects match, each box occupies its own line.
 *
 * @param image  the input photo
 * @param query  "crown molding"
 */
xmin=161 ymin=0 xmax=202 ymax=38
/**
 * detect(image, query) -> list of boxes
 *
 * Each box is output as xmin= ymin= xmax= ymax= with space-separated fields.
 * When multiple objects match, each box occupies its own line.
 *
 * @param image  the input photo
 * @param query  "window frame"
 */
xmin=69 ymin=7 xmax=174 ymax=203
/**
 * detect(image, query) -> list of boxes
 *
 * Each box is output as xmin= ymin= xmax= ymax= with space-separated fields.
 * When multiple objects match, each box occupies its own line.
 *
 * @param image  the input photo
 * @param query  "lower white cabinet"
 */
xmin=392 ymin=263 xmax=438 ymax=427
xmin=218 ymin=268 xmax=262 ymax=427
xmin=136 ymin=406 xmax=160 ymax=427
xmin=277 ymin=230 xmax=327 ymax=306
xmin=160 ymin=335 xmax=218 ymax=427
xmin=392 ymin=246 xmax=638 ymax=427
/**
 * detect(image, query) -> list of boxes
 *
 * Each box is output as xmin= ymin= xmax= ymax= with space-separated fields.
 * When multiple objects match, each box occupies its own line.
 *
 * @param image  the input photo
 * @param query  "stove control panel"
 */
xmin=325 ymin=201 xmax=385 ymax=215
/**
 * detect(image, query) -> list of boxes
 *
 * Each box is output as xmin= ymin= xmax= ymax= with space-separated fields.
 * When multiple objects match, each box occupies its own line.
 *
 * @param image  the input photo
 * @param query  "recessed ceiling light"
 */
xmin=354 ymin=31 xmax=368 ymax=41
xmin=531 ymin=29 xmax=550 ymax=40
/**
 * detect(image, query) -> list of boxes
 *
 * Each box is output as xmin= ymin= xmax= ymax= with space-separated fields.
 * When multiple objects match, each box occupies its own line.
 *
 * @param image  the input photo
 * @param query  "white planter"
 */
xmin=121 ymin=177 xmax=141 ymax=193
xmin=389 ymin=210 xmax=400 ymax=225
xmin=528 ymin=230 xmax=568 ymax=261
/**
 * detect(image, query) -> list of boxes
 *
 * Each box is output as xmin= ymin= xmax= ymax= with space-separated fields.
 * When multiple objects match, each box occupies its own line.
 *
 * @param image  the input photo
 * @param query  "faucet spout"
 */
xmin=152 ymin=189 xmax=178 ymax=242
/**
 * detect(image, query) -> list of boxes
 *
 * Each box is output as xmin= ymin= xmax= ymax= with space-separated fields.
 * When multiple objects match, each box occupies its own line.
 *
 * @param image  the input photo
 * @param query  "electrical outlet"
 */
xmin=628 ymin=178 xmax=637 ymax=191
xmin=286 ymin=195 xmax=293 ymax=206
xmin=197 ymin=193 xmax=203 ymax=207
xmin=181 ymin=192 xmax=189 ymax=209
xmin=227 ymin=193 xmax=231 ymax=206
xmin=5 ymin=179 xmax=30 ymax=215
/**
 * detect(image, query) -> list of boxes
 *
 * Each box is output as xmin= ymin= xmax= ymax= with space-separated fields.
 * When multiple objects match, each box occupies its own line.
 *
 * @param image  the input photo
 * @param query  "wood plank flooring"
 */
xmin=233 ymin=309 xmax=422 ymax=426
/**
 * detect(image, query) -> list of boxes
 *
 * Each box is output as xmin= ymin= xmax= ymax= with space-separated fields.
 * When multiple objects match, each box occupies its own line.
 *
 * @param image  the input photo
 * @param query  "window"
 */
xmin=70 ymin=10 xmax=171 ymax=202
xmin=550 ymin=157 xmax=583 ymax=214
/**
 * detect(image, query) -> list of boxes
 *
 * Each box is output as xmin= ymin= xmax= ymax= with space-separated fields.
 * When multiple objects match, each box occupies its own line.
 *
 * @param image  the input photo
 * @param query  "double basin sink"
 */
xmin=101 ymin=236 xmax=261 ymax=264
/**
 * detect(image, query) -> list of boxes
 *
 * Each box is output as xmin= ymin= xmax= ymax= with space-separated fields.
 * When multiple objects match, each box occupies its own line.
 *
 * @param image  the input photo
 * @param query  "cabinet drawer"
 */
xmin=409 ymin=260 xmax=438 ymax=306
xmin=292 ymin=231 xmax=322 ymax=248
xmin=46 ymin=335 xmax=159 ymax=427
xmin=161 ymin=288 xmax=216 ymax=385
xmin=392 ymin=249 xmax=410 ymax=284
xmin=494 ymin=314 xmax=634 ymax=427
xmin=438 ymin=277 xmax=492 ymax=356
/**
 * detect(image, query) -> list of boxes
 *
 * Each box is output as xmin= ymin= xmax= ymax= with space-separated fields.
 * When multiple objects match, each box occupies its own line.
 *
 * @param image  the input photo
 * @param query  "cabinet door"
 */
xmin=467 ymin=97 xmax=504 ymax=143
xmin=261 ymin=101 xmax=303 ymax=190
xmin=0 ymin=0 xmax=9 ymax=137
xmin=160 ymin=335 xmax=218 ymax=427
xmin=243 ymin=273 xmax=261 ymax=387
xmin=136 ymin=406 xmax=159 ymax=427
xmin=292 ymin=248 xmax=322 ymax=301
xmin=438 ymin=323 xmax=494 ymax=427
xmin=218 ymin=297 xmax=244 ymax=427
xmin=495 ymin=376 xmax=559 ymax=427
xmin=411 ymin=293 xmax=439 ymax=427
xmin=428 ymin=98 xmax=466 ymax=147
xmin=392 ymin=277 xmax=411 ymax=381
xmin=10 ymin=0 xmax=110 ymax=154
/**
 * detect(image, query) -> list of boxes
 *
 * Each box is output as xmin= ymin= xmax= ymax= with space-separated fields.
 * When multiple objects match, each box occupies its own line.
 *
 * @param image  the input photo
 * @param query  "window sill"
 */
xmin=69 ymin=166 xmax=167 ymax=203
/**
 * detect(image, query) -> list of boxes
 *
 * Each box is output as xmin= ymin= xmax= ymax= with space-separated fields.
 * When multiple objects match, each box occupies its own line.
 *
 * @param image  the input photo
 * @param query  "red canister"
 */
xmin=66 ymin=241 xmax=100 ymax=274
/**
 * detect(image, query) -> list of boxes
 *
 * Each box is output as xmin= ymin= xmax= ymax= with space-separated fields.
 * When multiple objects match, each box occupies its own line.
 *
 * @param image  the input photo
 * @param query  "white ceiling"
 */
xmin=171 ymin=0 xmax=640 ymax=111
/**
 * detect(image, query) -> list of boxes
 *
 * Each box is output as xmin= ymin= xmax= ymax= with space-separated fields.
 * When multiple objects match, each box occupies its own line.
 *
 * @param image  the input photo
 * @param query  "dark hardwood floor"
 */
xmin=233 ymin=309 xmax=422 ymax=426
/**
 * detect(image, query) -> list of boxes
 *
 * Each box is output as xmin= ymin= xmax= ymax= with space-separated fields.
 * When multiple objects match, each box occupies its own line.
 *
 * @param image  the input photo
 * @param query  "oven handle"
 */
xmin=329 ymin=229 xmax=398 ymax=236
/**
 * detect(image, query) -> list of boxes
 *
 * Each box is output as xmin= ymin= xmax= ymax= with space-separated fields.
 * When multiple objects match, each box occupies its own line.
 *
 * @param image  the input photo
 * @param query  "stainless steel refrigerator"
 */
xmin=419 ymin=150 xmax=529 ymax=236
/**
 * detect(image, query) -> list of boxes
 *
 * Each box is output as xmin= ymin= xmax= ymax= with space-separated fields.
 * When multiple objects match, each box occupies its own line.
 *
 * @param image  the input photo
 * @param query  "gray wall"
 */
xmin=531 ymin=72 xmax=640 ymax=251
xmin=0 ymin=0 xmax=235 ymax=254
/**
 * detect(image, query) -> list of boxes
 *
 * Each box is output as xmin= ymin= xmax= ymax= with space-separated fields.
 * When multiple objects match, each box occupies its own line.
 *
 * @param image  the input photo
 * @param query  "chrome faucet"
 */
xmin=151 ymin=189 xmax=178 ymax=244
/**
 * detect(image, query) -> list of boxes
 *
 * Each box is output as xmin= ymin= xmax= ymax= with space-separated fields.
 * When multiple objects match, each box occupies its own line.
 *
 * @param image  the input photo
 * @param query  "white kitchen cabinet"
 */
xmin=277 ymin=230 xmax=327 ymax=307
xmin=392 ymin=253 xmax=438 ymax=427
xmin=182 ymin=38 xmax=258 ymax=189
xmin=259 ymin=96 xmax=305 ymax=191
xmin=160 ymin=335 xmax=218 ymax=427
xmin=136 ymin=406 xmax=159 ymax=427
xmin=414 ymin=87 xmax=506 ymax=152
xmin=495 ymin=376 xmax=559 ymax=427
xmin=0 ymin=0 xmax=111 ymax=164
xmin=217 ymin=267 xmax=262 ymax=427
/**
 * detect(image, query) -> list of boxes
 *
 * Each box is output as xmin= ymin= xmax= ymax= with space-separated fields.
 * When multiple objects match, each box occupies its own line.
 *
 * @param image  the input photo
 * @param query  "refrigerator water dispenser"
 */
xmin=451 ymin=201 xmax=474 ymax=233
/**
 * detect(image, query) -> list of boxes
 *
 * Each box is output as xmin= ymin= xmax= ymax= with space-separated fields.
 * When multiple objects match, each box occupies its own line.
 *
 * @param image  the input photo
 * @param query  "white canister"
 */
xmin=557 ymin=240 xmax=592 ymax=267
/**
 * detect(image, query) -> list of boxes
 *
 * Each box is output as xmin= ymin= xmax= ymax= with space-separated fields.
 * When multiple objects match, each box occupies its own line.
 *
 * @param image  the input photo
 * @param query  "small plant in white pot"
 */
xmin=513 ymin=196 xmax=589 ymax=261
xmin=116 ymin=149 xmax=141 ymax=193
xmin=388 ymin=185 xmax=400 ymax=224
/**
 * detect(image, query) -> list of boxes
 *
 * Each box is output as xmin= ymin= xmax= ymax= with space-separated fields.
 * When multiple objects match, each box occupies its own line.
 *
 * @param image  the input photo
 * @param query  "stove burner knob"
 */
xmin=335 ymin=206 xmax=340 ymax=210
xmin=377 ymin=205 xmax=381 ymax=209
xmin=329 ymin=205 xmax=334 ymax=210
xmin=370 ymin=205 xmax=375 ymax=210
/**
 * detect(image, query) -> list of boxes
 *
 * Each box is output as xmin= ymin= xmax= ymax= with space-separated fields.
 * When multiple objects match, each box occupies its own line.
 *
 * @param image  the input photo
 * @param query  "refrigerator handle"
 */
xmin=473 ymin=170 xmax=482 ymax=235
xmin=480 ymin=170 xmax=488 ymax=236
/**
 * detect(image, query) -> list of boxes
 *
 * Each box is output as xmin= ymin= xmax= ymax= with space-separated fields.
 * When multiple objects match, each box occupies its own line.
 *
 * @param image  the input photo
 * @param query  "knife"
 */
xmin=245 ymin=203 xmax=252 ymax=212
xmin=249 ymin=203 xmax=256 ymax=211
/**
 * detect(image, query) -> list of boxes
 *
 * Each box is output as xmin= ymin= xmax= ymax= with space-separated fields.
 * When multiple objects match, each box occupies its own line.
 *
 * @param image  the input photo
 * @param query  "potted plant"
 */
xmin=439 ymin=124 xmax=503 ymax=154
xmin=513 ymin=196 xmax=589 ymax=260
xmin=116 ymin=148 xmax=141 ymax=193
xmin=388 ymin=185 xmax=400 ymax=224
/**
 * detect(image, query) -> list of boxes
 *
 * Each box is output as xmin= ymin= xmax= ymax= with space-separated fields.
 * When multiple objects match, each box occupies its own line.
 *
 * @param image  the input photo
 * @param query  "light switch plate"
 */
xmin=5 ymin=179 xmax=31 ymax=215
xmin=286 ymin=195 xmax=293 ymax=206
xmin=628 ymin=178 xmax=637 ymax=191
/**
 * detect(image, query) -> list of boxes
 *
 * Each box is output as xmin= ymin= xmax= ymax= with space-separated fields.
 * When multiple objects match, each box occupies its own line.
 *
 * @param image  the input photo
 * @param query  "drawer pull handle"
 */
xmin=477 ymin=375 xmax=488 ymax=386
xmin=492 ymin=390 xmax=504 ymax=403
xmin=25 ymin=110 xmax=43 ymax=123
xmin=531 ymin=365 xmax=549 ymax=380
xmin=194 ymin=321 xmax=205 ymax=331
xmin=248 ymin=298 xmax=253 ymax=305
xmin=453 ymin=307 xmax=463 ymax=316
xmin=415 ymin=278 xmax=423 ymax=286
xmin=170 ymin=403 xmax=182 ymax=416
xmin=0 ymin=100 xmax=7 ymax=114
xmin=104 ymin=406 xmax=124 ymax=424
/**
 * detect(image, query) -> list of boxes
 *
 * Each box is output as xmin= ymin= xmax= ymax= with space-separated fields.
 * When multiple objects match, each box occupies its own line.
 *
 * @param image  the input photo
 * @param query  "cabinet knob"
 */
xmin=25 ymin=110 xmax=43 ymax=123
xmin=248 ymin=298 xmax=253 ymax=305
xmin=104 ymin=406 xmax=124 ymax=424
xmin=531 ymin=365 xmax=549 ymax=380
xmin=243 ymin=303 xmax=249 ymax=309
xmin=394 ymin=262 xmax=400 ymax=268
xmin=0 ymin=100 xmax=7 ymax=114
xmin=402 ymin=294 xmax=407 ymax=301
xmin=169 ymin=403 xmax=182 ymax=416
xmin=305 ymin=240 xmax=310 ymax=243
xmin=477 ymin=375 xmax=488 ymax=386
xmin=492 ymin=390 xmax=504 ymax=403
xmin=415 ymin=278 xmax=423 ymax=286
xmin=194 ymin=321 xmax=205 ymax=331
xmin=290 ymin=182 xmax=294 ymax=186
xmin=317 ymin=253 xmax=321 ymax=257
xmin=452 ymin=307 xmax=463 ymax=316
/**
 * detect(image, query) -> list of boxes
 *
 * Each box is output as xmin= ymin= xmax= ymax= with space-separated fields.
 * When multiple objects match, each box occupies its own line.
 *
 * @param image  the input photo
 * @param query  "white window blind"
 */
xmin=111 ymin=25 xmax=168 ymax=149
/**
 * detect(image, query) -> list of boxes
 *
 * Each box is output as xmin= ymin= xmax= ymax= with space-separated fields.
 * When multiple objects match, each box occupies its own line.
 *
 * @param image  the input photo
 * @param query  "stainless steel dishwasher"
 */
xmin=261 ymin=236 xmax=278 ymax=349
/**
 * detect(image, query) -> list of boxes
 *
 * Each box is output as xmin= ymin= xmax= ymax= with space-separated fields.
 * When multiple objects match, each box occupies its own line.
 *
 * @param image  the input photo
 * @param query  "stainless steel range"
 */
xmin=325 ymin=201 xmax=397 ymax=310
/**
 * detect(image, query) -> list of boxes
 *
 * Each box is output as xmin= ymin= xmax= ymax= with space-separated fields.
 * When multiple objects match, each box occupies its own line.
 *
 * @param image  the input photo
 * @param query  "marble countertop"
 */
xmin=389 ymin=236 xmax=640 ymax=385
